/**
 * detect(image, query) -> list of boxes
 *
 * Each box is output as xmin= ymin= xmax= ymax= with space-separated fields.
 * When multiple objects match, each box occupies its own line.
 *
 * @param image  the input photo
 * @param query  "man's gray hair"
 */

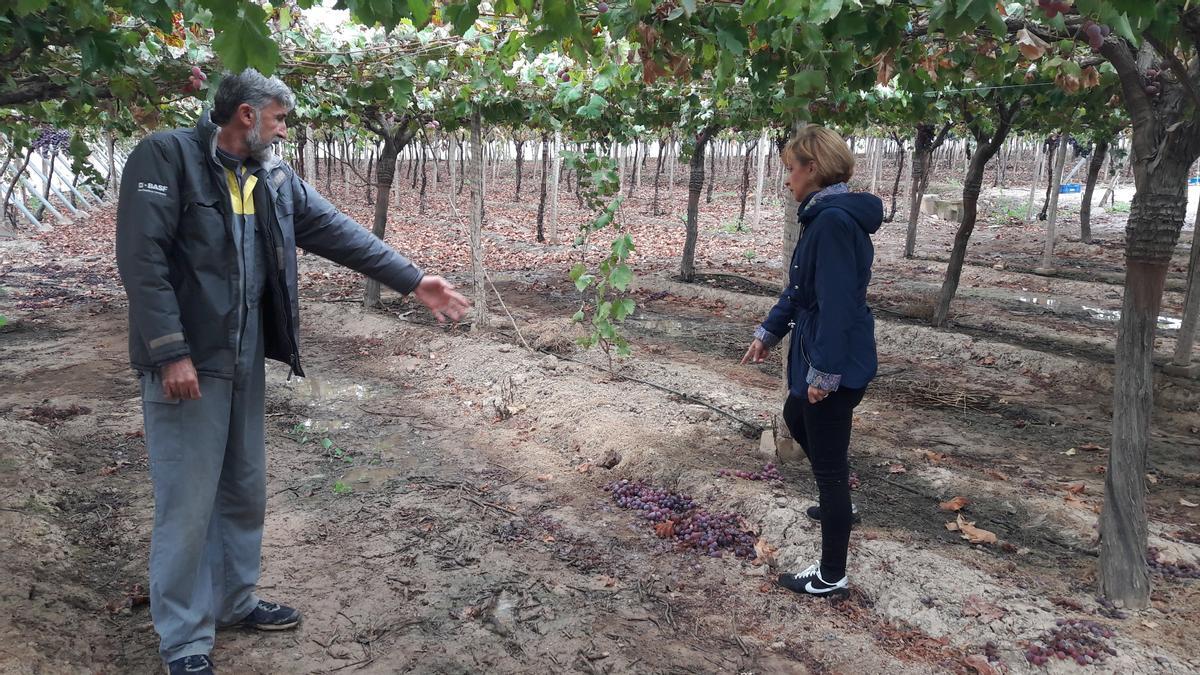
xmin=211 ymin=68 xmax=296 ymax=126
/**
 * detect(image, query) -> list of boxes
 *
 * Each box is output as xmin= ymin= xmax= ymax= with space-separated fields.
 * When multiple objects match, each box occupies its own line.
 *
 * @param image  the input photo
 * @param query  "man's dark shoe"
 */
xmin=166 ymin=655 xmax=214 ymax=675
xmin=806 ymin=503 xmax=861 ymax=525
xmin=236 ymin=599 xmax=301 ymax=631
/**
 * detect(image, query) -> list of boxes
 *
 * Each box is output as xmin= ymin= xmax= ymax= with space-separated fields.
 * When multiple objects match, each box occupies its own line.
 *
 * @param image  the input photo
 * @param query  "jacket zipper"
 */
xmin=257 ymin=183 xmax=303 ymax=377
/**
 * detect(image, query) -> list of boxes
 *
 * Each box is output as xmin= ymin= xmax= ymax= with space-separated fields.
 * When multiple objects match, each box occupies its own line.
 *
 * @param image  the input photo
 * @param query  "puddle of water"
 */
xmin=1078 ymin=305 xmax=1182 ymax=330
xmin=372 ymin=432 xmax=418 ymax=461
xmin=287 ymin=377 xmax=375 ymax=403
xmin=297 ymin=417 xmax=352 ymax=433
xmin=1015 ymin=296 xmax=1181 ymax=330
xmin=1017 ymin=295 xmax=1059 ymax=309
xmin=340 ymin=466 xmax=403 ymax=491
xmin=629 ymin=318 xmax=695 ymax=337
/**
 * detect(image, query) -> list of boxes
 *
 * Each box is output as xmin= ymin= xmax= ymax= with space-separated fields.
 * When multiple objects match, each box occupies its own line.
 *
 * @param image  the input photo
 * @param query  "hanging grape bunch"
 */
xmin=1081 ymin=20 xmax=1110 ymax=52
xmin=184 ymin=66 xmax=208 ymax=94
xmin=1144 ymin=61 xmax=1171 ymax=100
xmin=32 ymin=126 xmax=71 ymax=159
xmin=1035 ymin=0 xmax=1072 ymax=19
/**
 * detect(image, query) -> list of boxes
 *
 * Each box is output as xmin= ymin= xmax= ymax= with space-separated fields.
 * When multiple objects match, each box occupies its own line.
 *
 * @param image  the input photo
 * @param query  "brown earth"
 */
xmin=1 ymin=163 xmax=1198 ymax=674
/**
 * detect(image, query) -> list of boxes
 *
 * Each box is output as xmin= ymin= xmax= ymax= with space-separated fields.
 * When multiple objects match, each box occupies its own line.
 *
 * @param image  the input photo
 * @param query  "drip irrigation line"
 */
xmin=918 ymin=82 xmax=1058 ymax=96
xmin=504 ymin=336 xmax=764 ymax=436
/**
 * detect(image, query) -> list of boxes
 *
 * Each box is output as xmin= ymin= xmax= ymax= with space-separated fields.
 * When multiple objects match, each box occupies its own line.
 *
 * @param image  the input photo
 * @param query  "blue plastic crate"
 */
xmin=1059 ymin=183 xmax=1082 ymax=194
xmin=1189 ymin=177 xmax=1200 ymax=185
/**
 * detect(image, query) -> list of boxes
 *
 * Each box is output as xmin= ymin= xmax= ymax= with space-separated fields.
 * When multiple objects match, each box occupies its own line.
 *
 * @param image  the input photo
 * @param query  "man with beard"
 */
xmin=115 ymin=69 xmax=469 ymax=675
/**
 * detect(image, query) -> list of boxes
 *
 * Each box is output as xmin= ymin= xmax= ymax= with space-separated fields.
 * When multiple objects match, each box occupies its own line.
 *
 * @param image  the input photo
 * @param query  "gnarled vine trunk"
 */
xmin=904 ymin=122 xmax=951 ymax=259
xmin=1080 ymin=140 xmax=1110 ymax=243
xmin=933 ymin=101 xmax=1021 ymax=326
xmin=681 ymin=126 xmax=718 ymax=282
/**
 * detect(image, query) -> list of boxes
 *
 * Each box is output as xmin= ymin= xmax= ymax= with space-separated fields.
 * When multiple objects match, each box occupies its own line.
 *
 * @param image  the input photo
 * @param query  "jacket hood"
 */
xmin=196 ymin=109 xmax=219 ymax=159
xmin=802 ymin=192 xmax=884 ymax=235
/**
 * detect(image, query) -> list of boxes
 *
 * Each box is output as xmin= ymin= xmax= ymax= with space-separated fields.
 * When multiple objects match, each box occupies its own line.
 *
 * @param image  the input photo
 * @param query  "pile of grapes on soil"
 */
xmin=1024 ymin=618 xmax=1118 ymax=667
xmin=1148 ymin=547 xmax=1200 ymax=580
xmin=716 ymin=462 xmax=781 ymax=481
xmin=604 ymin=479 xmax=759 ymax=559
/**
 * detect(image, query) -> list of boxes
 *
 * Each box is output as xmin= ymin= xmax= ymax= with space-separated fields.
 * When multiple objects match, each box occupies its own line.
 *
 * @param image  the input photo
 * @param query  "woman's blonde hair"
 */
xmin=782 ymin=125 xmax=855 ymax=188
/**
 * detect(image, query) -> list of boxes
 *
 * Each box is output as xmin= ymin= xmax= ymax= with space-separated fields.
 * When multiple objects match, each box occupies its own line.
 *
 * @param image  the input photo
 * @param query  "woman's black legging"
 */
xmin=783 ymin=385 xmax=866 ymax=581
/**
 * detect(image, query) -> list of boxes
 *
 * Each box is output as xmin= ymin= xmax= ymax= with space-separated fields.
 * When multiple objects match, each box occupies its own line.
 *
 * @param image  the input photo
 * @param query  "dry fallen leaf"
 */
xmin=1065 ymin=483 xmax=1086 ymax=495
xmin=1079 ymin=443 xmax=1105 ymax=452
xmin=983 ymin=469 xmax=1009 ymax=481
xmin=1147 ymin=473 xmax=1159 ymax=484
xmin=535 ymin=474 xmax=553 ymax=482
xmin=962 ymin=595 xmax=1007 ymax=623
xmin=888 ymin=463 xmax=907 ymax=474
xmin=964 ymin=654 xmax=999 ymax=675
xmin=654 ymin=520 xmax=676 ymax=538
xmin=753 ymin=537 xmax=778 ymax=567
xmin=1181 ymin=498 xmax=1198 ymax=508
xmin=951 ymin=514 xmax=998 ymax=545
xmin=1064 ymin=448 xmax=1077 ymax=456
xmin=922 ymin=450 xmax=947 ymax=463
xmin=940 ymin=496 xmax=970 ymax=512
xmin=575 ymin=463 xmax=592 ymax=474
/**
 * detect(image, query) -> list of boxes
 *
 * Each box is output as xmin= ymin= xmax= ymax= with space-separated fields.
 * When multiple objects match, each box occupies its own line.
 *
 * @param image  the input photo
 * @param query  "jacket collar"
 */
xmin=196 ymin=108 xmax=283 ymax=174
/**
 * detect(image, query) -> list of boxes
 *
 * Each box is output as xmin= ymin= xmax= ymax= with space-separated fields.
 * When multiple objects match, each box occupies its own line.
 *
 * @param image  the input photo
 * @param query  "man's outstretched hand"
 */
xmin=413 ymin=276 xmax=470 ymax=323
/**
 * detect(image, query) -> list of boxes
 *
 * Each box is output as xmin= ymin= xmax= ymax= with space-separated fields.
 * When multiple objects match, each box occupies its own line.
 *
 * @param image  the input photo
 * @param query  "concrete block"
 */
xmin=934 ymin=198 xmax=963 ymax=223
xmin=1163 ymin=362 xmax=1200 ymax=378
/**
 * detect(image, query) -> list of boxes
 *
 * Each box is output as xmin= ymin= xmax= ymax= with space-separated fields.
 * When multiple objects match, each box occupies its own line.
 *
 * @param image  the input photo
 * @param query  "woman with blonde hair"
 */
xmin=742 ymin=125 xmax=881 ymax=595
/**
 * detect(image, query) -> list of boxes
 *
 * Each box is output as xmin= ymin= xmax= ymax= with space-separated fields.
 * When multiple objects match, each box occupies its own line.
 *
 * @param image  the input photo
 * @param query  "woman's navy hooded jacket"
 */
xmin=755 ymin=189 xmax=882 ymax=395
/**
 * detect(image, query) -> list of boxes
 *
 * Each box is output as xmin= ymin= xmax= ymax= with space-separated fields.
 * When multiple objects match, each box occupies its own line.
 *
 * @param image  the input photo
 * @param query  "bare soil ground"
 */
xmin=1 ymin=160 xmax=1199 ymax=674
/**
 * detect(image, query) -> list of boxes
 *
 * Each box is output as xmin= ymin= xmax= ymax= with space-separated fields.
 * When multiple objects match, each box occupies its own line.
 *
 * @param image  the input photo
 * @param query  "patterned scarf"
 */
xmin=801 ymin=182 xmax=849 ymax=213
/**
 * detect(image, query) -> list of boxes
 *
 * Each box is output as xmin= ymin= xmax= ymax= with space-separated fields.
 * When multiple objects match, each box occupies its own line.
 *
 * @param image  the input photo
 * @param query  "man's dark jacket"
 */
xmin=115 ymin=111 xmax=423 ymax=378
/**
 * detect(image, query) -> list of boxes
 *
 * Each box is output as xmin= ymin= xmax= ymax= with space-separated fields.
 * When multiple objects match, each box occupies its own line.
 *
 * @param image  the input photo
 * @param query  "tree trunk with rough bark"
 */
xmin=514 ymin=139 xmax=525 ymax=200
xmin=933 ymin=102 xmax=1021 ymax=326
xmin=737 ymin=139 xmax=756 ymax=227
xmin=681 ymin=126 xmax=718 ymax=282
xmin=1098 ymin=32 xmax=1200 ymax=609
xmin=364 ymin=139 xmax=399 ymax=309
xmin=468 ymin=111 xmax=488 ymax=326
xmin=1038 ymin=135 xmax=1060 ymax=221
xmin=549 ymin=131 xmax=562 ymax=245
xmin=536 ymin=133 xmax=549 ymax=243
xmin=365 ymin=148 xmax=375 ymax=207
xmin=652 ymin=137 xmax=665 ymax=216
xmin=886 ymin=135 xmax=906 ymax=223
xmin=1080 ymin=140 xmax=1110 ymax=243
xmin=705 ymin=141 xmax=717 ymax=204
xmin=1172 ymin=198 xmax=1200 ymax=367
xmin=363 ymin=117 xmax=416 ymax=309
xmin=448 ymin=132 xmax=459 ymax=207
xmin=904 ymin=123 xmax=951 ymax=258
xmin=1038 ymin=128 xmax=1071 ymax=271
xmin=418 ymin=142 xmax=429 ymax=215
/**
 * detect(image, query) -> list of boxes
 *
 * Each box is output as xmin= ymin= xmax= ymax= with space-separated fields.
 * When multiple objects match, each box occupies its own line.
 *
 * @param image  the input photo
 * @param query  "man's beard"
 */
xmin=246 ymin=111 xmax=281 ymax=162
